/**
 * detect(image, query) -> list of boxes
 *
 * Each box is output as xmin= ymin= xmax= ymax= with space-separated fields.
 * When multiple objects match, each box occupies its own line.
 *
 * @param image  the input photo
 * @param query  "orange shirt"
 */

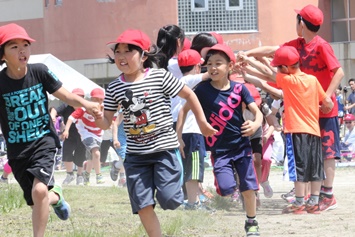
xmin=275 ymin=72 xmax=327 ymax=136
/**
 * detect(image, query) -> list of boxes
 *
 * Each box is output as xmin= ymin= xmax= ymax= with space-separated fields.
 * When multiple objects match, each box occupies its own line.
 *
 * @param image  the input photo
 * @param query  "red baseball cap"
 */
xmin=295 ymin=4 xmax=324 ymax=26
xmin=0 ymin=23 xmax=35 ymax=46
xmin=178 ymin=49 xmax=203 ymax=67
xmin=210 ymin=32 xmax=224 ymax=44
xmin=182 ymin=38 xmax=192 ymax=51
xmin=107 ymin=29 xmax=151 ymax=51
xmin=72 ymin=88 xmax=85 ymax=96
xmin=201 ymin=44 xmax=236 ymax=64
xmin=344 ymin=114 xmax=355 ymax=121
xmin=270 ymin=46 xmax=300 ymax=67
xmin=90 ymin=88 xmax=105 ymax=99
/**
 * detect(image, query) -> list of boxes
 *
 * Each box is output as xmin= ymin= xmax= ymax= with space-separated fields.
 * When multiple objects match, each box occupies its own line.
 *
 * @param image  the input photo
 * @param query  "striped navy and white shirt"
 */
xmin=104 ymin=68 xmax=184 ymax=154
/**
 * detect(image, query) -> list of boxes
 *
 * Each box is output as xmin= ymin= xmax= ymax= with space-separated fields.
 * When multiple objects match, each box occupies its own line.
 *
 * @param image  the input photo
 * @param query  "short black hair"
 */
xmin=179 ymin=65 xmax=194 ymax=74
xmin=297 ymin=14 xmax=320 ymax=33
xmin=348 ymin=78 xmax=355 ymax=84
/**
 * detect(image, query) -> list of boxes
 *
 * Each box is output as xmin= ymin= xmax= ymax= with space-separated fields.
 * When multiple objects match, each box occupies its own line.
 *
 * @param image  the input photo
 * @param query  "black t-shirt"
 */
xmin=0 ymin=63 xmax=62 ymax=159
xmin=56 ymin=103 xmax=81 ymax=139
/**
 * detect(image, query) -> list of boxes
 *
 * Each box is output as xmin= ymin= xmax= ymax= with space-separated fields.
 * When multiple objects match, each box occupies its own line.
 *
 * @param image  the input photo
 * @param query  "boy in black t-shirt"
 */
xmin=0 ymin=23 xmax=102 ymax=237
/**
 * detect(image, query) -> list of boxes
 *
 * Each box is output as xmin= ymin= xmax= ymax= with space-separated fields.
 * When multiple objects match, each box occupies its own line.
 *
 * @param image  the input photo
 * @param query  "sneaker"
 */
xmin=0 ymin=175 xmax=8 ymax=184
xmin=319 ymin=195 xmax=337 ymax=211
xmin=244 ymin=220 xmax=260 ymax=236
xmin=96 ymin=173 xmax=105 ymax=184
xmin=83 ymin=171 xmax=90 ymax=186
xmin=110 ymin=161 xmax=120 ymax=181
xmin=305 ymin=203 xmax=321 ymax=214
xmin=260 ymin=181 xmax=273 ymax=198
xmin=76 ymin=175 xmax=84 ymax=185
xmin=281 ymin=187 xmax=295 ymax=202
xmin=282 ymin=203 xmax=306 ymax=214
xmin=62 ymin=173 xmax=75 ymax=185
xmin=184 ymin=202 xmax=215 ymax=213
xmin=50 ymin=185 xmax=71 ymax=220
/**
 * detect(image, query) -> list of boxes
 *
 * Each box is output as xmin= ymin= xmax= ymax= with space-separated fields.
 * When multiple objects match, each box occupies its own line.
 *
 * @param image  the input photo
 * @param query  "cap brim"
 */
xmin=106 ymin=41 xmax=117 ymax=51
xmin=3 ymin=35 xmax=35 ymax=45
xmin=294 ymin=9 xmax=300 ymax=14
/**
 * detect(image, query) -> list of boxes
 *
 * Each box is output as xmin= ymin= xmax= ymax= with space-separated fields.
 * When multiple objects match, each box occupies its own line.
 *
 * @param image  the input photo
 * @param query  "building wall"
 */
xmin=0 ymin=0 xmax=346 ymax=86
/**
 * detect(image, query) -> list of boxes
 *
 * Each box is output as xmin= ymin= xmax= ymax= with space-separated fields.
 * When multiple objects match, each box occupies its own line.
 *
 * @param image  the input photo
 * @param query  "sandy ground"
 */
xmin=3 ymin=162 xmax=355 ymax=237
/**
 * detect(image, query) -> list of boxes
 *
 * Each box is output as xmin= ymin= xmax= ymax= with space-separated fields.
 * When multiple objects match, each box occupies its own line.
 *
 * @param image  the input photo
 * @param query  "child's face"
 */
xmin=2 ymin=39 xmax=31 ymax=69
xmin=206 ymin=53 xmax=233 ymax=82
xmin=114 ymin=43 xmax=144 ymax=75
xmin=91 ymin=97 xmax=104 ymax=104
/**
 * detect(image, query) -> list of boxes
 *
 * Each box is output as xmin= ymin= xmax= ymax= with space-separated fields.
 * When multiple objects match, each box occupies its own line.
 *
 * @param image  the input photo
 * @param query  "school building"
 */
xmin=0 ymin=0 xmax=353 ymax=87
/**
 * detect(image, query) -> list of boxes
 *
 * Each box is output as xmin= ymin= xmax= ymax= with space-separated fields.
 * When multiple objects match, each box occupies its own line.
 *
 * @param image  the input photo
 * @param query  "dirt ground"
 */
xmin=2 ymin=164 xmax=355 ymax=237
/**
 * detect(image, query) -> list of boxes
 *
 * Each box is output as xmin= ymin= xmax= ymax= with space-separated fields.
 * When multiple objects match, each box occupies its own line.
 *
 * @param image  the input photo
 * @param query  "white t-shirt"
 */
xmin=168 ymin=57 xmax=183 ymax=79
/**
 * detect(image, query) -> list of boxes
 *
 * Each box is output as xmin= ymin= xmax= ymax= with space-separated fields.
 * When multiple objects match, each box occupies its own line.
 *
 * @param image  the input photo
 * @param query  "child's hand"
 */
xmin=113 ymin=139 xmax=121 ymax=149
xmin=199 ymin=122 xmax=218 ymax=138
xmin=241 ymin=120 xmax=259 ymax=137
xmin=62 ymin=130 xmax=69 ymax=140
xmin=86 ymin=102 xmax=103 ymax=120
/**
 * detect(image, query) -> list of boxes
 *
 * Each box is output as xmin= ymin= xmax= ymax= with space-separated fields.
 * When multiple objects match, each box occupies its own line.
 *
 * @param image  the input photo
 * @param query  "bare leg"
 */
xmin=323 ymin=159 xmax=335 ymax=188
xmin=91 ymin=147 xmax=101 ymax=175
xmin=186 ymin=180 xmax=199 ymax=204
xmin=242 ymin=190 xmax=256 ymax=217
xmin=138 ymin=205 xmax=162 ymax=237
xmin=64 ymin=161 xmax=74 ymax=172
xmin=253 ymin=153 xmax=262 ymax=183
xmin=32 ymin=178 xmax=58 ymax=237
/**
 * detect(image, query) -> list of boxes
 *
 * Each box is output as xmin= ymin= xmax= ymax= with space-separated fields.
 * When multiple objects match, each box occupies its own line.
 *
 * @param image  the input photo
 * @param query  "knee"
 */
xmin=32 ymin=184 xmax=48 ymax=203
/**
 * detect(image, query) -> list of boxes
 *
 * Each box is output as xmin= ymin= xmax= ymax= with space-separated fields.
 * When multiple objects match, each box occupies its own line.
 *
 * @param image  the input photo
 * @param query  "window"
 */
xmin=191 ymin=0 xmax=208 ymax=12
xmin=226 ymin=0 xmax=243 ymax=11
xmin=178 ymin=0 xmax=256 ymax=34
xmin=331 ymin=0 xmax=355 ymax=42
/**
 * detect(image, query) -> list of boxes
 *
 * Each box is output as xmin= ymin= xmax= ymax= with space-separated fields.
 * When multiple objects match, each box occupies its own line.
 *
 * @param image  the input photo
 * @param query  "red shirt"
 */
xmin=283 ymin=36 xmax=341 ymax=118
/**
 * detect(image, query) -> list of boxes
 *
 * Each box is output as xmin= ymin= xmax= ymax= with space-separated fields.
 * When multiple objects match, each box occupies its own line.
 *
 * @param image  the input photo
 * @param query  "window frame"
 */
xmin=225 ymin=0 xmax=243 ymax=11
xmin=331 ymin=0 xmax=355 ymax=42
xmin=191 ymin=0 xmax=208 ymax=12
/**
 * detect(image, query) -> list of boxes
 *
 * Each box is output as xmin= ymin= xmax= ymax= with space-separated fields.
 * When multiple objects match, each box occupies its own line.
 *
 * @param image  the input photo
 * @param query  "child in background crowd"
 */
xmin=96 ymin=29 xmax=216 ymax=237
xmin=63 ymin=88 xmax=105 ymax=185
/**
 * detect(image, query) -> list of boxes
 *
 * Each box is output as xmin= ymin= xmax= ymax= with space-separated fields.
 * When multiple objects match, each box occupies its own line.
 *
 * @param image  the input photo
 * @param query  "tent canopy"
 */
xmin=28 ymin=54 xmax=102 ymax=99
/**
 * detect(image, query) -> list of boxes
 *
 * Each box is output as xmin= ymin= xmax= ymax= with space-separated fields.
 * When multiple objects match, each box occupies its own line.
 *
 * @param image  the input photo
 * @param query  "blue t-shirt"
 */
xmin=194 ymin=80 xmax=254 ymax=155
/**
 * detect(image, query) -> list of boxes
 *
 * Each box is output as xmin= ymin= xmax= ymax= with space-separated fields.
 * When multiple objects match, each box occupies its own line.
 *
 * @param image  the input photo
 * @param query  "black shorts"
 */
xmin=285 ymin=133 xmax=325 ymax=182
xmin=8 ymin=148 xmax=57 ymax=205
xmin=182 ymin=133 xmax=205 ymax=182
xmin=62 ymin=135 xmax=86 ymax=166
xmin=250 ymin=137 xmax=262 ymax=155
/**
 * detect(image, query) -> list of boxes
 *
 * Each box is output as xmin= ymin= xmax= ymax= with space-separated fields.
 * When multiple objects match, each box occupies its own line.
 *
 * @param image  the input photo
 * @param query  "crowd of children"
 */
xmin=0 ymin=3 xmax=348 ymax=237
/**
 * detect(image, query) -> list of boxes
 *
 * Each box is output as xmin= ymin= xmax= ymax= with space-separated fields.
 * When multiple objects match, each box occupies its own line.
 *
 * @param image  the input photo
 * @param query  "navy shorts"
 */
xmin=211 ymin=149 xmax=258 ymax=196
xmin=182 ymin=133 xmax=205 ymax=182
xmin=8 ymin=148 xmax=57 ymax=206
xmin=124 ymin=149 xmax=184 ymax=214
xmin=285 ymin=133 xmax=325 ymax=182
xmin=319 ymin=117 xmax=341 ymax=160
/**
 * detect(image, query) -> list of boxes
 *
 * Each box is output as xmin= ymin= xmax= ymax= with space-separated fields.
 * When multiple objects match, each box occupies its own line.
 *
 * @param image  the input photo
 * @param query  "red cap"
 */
xmin=182 ymin=38 xmax=192 ymax=51
xmin=344 ymin=114 xmax=355 ymax=121
xmin=0 ymin=23 xmax=35 ymax=46
xmin=270 ymin=46 xmax=299 ymax=67
xmin=295 ymin=4 xmax=324 ymax=26
xmin=178 ymin=49 xmax=203 ymax=67
xmin=107 ymin=29 xmax=151 ymax=51
xmin=201 ymin=44 xmax=236 ymax=63
xmin=210 ymin=32 xmax=224 ymax=44
xmin=90 ymin=88 xmax=105 ymax=99
xmin=72 ymin=88 xmax=85 ymax=96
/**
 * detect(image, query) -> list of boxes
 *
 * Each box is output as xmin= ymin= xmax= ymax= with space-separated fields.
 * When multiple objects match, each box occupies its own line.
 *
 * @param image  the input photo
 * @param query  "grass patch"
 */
xmin=0 ymin=184 xmax=26 ymax=214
